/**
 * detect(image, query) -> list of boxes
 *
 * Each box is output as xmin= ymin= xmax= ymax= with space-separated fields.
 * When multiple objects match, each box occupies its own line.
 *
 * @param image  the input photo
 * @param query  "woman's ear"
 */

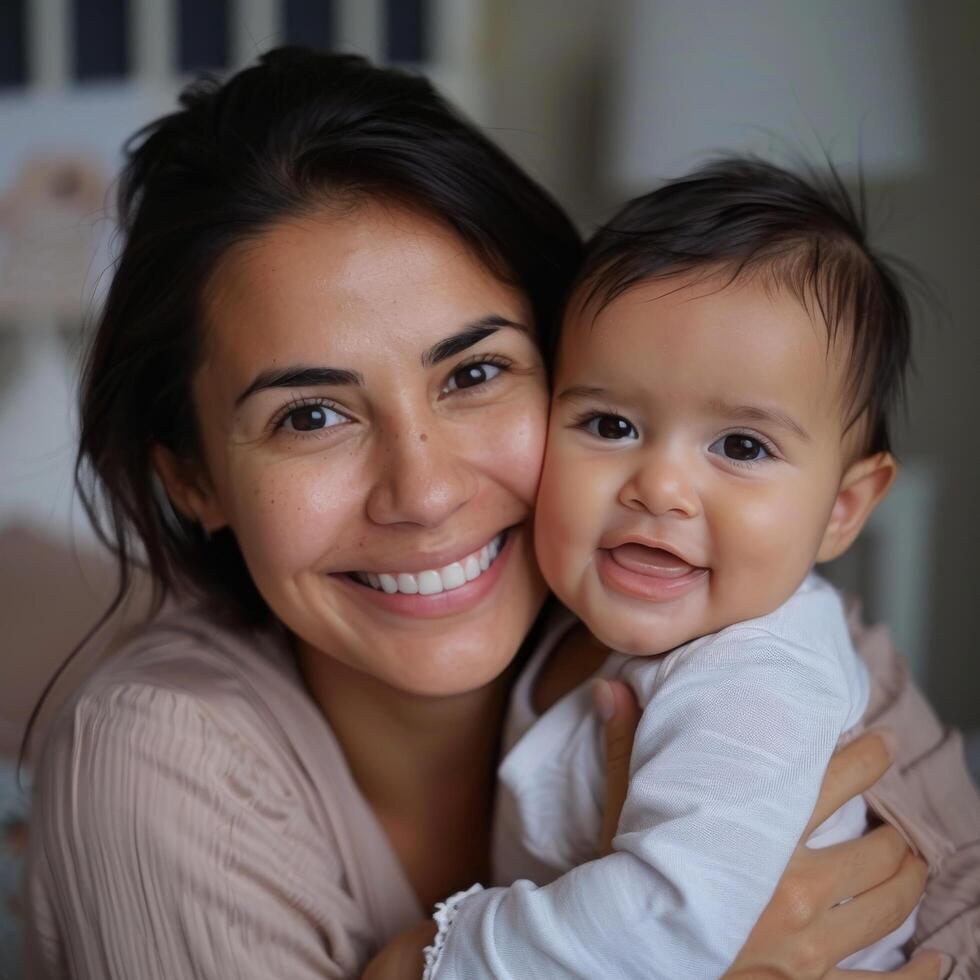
xmin=817 ymin=452 xmax=897 ymax=563
xmin=150 ymin=444 xmax=228 ymax=533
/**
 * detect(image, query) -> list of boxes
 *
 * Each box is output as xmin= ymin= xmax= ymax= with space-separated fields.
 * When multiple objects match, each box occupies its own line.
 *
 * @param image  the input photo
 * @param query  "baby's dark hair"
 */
xmin=574 ymin=157 xmax=912 ymax=456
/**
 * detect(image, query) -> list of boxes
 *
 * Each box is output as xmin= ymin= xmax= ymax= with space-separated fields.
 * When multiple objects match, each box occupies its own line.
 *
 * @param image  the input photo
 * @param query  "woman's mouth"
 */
xmin=349 ymin=531 xmax=507 ymax=596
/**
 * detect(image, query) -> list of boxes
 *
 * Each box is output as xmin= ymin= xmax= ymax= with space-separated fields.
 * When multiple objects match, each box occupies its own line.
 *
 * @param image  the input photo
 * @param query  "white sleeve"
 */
xmin=425 ymin=636 xmax=851 ymax=980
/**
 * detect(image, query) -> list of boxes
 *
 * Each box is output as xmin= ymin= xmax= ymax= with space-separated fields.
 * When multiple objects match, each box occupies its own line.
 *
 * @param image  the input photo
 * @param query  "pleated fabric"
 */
xmin=24 ymin=604 xmax=422 ymax=979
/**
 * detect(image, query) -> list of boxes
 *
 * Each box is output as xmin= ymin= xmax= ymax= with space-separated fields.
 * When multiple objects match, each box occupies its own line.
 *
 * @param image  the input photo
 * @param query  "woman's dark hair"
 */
xmin=81 ymin=46 xmax=581 ymax=622
xmin=21 ymin=48 xmax=581 ymax=766
xmin=574 ymin=156 xmax=913 ymax=456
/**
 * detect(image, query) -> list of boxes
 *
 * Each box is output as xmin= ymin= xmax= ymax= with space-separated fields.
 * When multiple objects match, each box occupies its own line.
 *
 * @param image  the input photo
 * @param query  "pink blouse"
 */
xmin=24 ymin=603 xmax=980 ymax=978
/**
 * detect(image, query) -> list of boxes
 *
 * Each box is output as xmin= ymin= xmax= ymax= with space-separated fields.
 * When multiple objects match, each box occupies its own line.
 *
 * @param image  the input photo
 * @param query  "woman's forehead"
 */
xmin=198 ymin=203 xmax=532 ymax=386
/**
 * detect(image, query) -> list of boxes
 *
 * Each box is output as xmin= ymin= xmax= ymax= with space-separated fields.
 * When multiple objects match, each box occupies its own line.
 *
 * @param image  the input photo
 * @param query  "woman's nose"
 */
xmin=365 ymin=424 xmax=478 ymax=528
xmin=617 ymin=452 xmax=701 ymax=519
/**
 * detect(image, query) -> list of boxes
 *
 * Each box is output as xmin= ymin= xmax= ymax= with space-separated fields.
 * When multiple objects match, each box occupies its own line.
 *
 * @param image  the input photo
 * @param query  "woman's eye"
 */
xmin=708 ymin=433 xmax=771 ymax=462
xmin=584 ymin=414 xmax=638 ymax=440
xmin=443 ymin=362 xmax=502 ymax=394
xmin=279 ymin=403 xmax=347 ymax=433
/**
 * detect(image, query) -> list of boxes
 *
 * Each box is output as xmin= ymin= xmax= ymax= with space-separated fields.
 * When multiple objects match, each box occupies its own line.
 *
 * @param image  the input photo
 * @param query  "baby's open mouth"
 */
xmin=607 ymin=543 xmax=704 ymax=579
xmin=349 ymin=531 xmax=507 ymax=596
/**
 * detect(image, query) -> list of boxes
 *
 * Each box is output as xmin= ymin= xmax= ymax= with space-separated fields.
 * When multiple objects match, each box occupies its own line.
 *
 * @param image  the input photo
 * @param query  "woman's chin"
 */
xmin=351 ymin=594 xmax=543 ymax=697
xmin=280 ymin=524 xmax=548 ymax=699
xmin=383 ymin=647 xmax=519 ymax=698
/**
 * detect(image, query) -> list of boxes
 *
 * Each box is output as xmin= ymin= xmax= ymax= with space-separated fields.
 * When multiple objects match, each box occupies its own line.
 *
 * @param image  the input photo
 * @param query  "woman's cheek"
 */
xmin=472 ymin=393 xmax=550 ymax=505
xmin=226 ymin=454 xmax=361 ymax=579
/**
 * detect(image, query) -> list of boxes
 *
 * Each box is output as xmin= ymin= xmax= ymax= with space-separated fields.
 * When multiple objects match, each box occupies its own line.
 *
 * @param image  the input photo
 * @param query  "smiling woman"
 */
xmin=158 ymin=202 xmax=550 ymax=696
xmin=24 ymin=48 xmax=583 ymax=977
xmin=21 ymin=46 xmax=971 ymax=980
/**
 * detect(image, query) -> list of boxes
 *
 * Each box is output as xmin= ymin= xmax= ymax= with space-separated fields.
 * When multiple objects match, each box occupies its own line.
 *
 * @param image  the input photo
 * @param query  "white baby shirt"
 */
xmin=424 ymin=574 xmax=916 ymax=979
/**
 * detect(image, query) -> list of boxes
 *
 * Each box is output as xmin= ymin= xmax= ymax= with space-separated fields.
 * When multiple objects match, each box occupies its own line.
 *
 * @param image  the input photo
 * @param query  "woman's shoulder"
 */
xmin=28 ymin=601 xmax=367 ymax=902
xmin=34 ymin=602 xmax=311 ymax=807
xmin=25 ymin=604 xmax=386 ymax=978
xmin=69 ymin=602 xmax=292 ymax=717
xmin=95 ymin=599 xmax=291 ymax=686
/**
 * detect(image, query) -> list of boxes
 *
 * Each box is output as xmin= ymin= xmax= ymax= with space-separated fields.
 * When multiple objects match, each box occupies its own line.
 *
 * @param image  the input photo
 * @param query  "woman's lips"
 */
xmin=333 ymin=527 xmax=517 ymax=620
xmin=597 ymin=544 xmax=708 ymax=602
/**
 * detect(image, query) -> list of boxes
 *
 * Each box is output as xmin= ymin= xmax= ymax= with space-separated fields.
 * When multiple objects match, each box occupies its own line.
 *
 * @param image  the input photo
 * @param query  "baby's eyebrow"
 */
xmin=708 ymin=399 xmax=810 ymax=441
xmin=555 ymin=384 xmax=610 ymax=404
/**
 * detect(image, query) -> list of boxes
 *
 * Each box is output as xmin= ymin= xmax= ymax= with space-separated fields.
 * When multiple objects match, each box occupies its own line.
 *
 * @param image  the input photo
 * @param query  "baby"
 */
xmin=423 ymin=158 xmax=919 ymax=979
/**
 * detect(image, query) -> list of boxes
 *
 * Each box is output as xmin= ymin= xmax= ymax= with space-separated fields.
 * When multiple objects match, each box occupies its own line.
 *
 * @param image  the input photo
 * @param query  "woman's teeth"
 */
xmin=354 ymin=533 xmax=504 ymax=596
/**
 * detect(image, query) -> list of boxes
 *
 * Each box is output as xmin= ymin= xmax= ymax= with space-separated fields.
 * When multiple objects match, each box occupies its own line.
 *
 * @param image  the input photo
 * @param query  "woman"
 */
xmin=25 ymin=49 xmax=974 ymax=979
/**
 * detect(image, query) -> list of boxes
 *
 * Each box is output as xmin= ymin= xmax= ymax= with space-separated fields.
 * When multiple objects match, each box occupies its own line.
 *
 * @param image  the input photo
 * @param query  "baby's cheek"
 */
xmin=534 ymin=449 xmax=586 ymax=587
xmin=716 ymin=485 xmax=822 ymax=606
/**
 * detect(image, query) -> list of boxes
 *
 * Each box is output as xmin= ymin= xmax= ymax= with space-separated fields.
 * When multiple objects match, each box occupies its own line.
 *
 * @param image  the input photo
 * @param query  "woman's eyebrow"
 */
xmin=421 ymin=315 xmax=528 ymax=367
xmin=235 ymin=366 xmax=364 ymax=407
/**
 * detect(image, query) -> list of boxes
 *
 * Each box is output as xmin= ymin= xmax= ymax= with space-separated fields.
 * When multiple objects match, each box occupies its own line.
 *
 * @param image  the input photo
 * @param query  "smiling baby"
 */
xmin=423 ymin=158 xmax=919 ymax=979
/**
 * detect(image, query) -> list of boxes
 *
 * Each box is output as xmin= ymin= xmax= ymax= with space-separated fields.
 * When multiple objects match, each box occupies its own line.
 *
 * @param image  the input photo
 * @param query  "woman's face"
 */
xmin=179 ymin=201 xmax=550 ymax=695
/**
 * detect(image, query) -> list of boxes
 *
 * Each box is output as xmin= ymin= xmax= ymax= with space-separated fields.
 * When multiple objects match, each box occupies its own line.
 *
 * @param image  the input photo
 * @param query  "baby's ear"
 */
xmin=817 ymin=452 xmax=897 ymax=563
xmin=150 ymin=443 xmax=228 ymax=534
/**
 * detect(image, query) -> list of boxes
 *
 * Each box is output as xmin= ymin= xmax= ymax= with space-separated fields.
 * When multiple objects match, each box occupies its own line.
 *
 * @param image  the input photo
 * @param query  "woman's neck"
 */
xmin=294 ymin=640 xmax=516 ymax=906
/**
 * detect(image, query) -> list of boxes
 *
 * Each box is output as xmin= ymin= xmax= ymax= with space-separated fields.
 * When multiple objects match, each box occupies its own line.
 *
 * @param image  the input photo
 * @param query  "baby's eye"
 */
xmin=584 ymin=414 xmax=638 ymax=440
xmin=442 ymin=362 xmax=503 ymax=394
xmin=708 ymin=433 xmax=771 ymax=462
xmin=279 ymin=403 xmax=348 ymax=433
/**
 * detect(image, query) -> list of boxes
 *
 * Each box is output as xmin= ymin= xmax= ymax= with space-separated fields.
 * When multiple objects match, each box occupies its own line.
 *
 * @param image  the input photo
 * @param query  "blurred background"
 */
xmin=0 ymin=0 xmax=978 ymax=971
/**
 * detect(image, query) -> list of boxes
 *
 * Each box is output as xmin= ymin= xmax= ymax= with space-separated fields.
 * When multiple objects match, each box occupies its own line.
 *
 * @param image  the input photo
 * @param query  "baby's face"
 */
xmin=535 ymin=270 xmax=854 ymax=655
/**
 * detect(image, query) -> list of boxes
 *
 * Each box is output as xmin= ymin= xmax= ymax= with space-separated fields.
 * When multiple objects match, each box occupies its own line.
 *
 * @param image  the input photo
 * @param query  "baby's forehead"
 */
xmin=562 ymin=267 xmax=835 ymax=349
xmin=557 ymin=270 xmax=856 ymax=426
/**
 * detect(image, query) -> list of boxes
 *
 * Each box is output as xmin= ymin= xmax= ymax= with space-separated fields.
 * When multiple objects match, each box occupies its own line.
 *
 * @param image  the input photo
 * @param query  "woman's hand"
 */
xmin=595 ymin=680 xmax=950 ymax=980
xmin=594 ymin=678 xmax=643 ymax=856
xmin=360 ymin=920 xmax=437 ymax=980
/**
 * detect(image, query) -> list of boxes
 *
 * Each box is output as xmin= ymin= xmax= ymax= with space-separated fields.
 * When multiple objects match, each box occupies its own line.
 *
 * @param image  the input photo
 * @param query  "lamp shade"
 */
xmin=606 ymin=0 xmax=927 ymax=194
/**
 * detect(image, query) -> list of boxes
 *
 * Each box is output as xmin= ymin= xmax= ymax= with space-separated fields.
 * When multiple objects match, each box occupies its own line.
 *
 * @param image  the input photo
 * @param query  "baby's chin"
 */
xmin=577 ymin=603 xmax=703 ymax=658
xmin=594 ymin=623 xmax=694 ymax=657
xmin=546 ymin=578 xmax=686 ymax=656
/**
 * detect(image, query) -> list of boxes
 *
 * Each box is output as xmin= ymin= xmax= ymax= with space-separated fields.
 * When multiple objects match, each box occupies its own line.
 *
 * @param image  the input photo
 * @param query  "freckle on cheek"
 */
xmin=419 ymin=433 xmax=428 ymax=442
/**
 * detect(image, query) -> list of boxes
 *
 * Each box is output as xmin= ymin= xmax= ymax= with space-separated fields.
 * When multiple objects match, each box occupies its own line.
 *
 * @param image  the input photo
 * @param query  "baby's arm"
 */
xmin=424 ymin=635 xmax=852 ymax=980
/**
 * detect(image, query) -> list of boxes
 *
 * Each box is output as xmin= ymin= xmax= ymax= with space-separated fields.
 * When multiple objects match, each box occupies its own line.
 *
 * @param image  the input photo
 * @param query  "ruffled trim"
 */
xmin=422 ymin=883 xmax=484 ymax=979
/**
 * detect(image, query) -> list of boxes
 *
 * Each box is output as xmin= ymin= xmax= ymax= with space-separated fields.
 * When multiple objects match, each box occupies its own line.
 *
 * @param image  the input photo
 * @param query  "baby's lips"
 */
xmin=608 ymin=543 xmax=696 ymax=578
